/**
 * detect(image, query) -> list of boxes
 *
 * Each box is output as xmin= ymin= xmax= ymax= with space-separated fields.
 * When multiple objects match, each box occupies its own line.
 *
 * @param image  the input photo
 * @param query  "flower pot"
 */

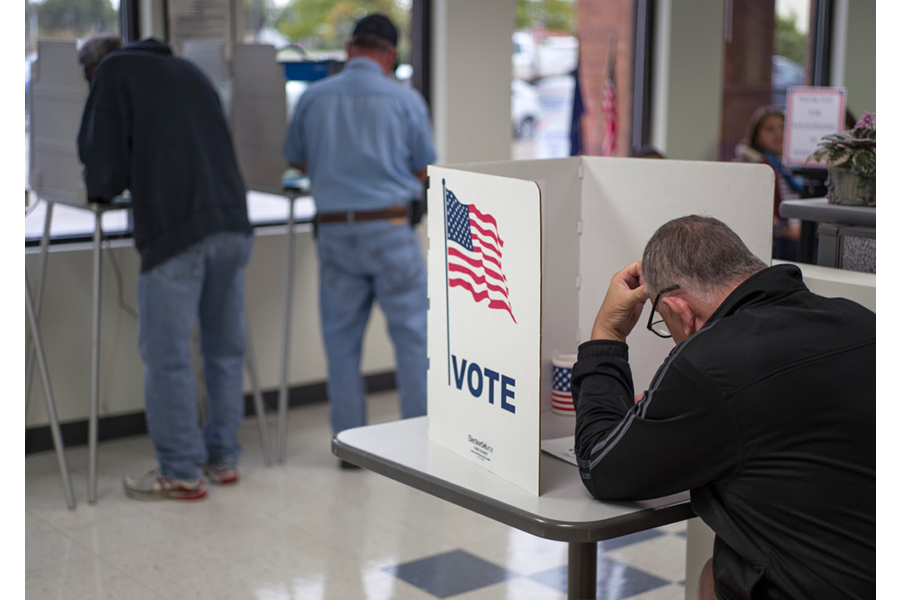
xmin=826 ymin=165 xmax=875 ymax=207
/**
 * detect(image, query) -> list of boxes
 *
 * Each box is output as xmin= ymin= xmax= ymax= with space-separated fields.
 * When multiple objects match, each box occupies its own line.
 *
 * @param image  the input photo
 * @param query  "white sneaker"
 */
xmin=203 ymin=464 xmax=239 ymax=485
xmin=123 ymin=469 xmax=207 ymax=500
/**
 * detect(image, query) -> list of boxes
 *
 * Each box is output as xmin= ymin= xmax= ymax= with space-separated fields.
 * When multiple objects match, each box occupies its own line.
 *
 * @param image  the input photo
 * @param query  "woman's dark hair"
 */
xmin=742 ymin=105 xmax=784 ymax=153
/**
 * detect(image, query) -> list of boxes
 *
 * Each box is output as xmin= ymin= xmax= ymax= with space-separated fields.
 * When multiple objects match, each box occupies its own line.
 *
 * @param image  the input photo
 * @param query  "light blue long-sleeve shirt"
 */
xmin=283 ymin=57 xmax=437 ymax=212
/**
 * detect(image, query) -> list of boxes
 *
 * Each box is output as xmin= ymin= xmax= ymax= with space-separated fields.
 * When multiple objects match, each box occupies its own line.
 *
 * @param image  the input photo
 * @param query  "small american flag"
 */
xmin=551 ymin=364 xmax=574 ymax=413
xmin=445 ymin=187 xmax=516 ymax=323
xmin=599 ymin=37 xmax=617 ymax=157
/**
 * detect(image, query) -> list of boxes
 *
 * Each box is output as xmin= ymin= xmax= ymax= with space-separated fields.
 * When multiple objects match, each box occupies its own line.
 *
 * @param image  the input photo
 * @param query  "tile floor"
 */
xmin=25 ymin=391 xmax=688 ymax=600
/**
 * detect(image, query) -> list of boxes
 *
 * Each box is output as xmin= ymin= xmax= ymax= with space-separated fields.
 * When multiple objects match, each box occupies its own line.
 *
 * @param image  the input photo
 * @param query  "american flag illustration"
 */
xmin=551 ymin=364 xmax=575 ymax=413
xmin=445 ymin=186 xmax=516 ymax=323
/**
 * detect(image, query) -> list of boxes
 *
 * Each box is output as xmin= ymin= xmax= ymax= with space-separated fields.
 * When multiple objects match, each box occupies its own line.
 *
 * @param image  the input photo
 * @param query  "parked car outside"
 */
xmin=513 ymin=30 xmax=578 ymax=83
xmin=512 ymin=78 xmax=540 ymax=139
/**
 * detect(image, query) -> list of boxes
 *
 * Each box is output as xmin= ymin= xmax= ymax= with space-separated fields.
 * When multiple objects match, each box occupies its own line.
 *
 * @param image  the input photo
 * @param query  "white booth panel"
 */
xmin=231 ymin=44 xmax=289 ymax=195
xmin=28 ymin=40 xmax=89 ymax=207
xmin=578 ymin=157 xmax=774 ymax=392
xmin=446 ymin=157 xmax=584 ymax=403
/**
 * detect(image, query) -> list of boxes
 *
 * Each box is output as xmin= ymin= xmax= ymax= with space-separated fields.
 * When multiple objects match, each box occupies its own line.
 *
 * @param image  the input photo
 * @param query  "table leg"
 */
xmin=26 ymin=200 xmax=54 ymax=423
xmin=26 ymin=271 xmax=76 ymax=510
xmin=277 ymin=195 xmax=297 ymax=463
xmin=245 ymin=321 xmax=273 ymax=466
xmin=568 ymin=541 xmax=597 ymax=600
xmin=797 ymin=221 xmax=816 ymax=264
xmin=88 ymin=210 xmax=102 ymax=504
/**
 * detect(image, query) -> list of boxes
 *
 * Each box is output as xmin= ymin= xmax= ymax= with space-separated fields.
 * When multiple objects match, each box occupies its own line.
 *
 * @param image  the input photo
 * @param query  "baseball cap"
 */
xmin=352 ymin=13 xmax=398 ymax=47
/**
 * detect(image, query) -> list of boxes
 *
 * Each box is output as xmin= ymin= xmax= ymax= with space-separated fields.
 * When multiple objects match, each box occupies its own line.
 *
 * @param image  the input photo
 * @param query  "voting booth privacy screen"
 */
xmin=29 ymin=40 xmax=89 ymax=207
xmin=427 ymin=157 xmax=774 ymax=495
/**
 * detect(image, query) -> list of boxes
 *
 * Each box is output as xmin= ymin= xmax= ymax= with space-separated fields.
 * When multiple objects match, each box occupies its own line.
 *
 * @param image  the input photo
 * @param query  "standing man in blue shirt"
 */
xmin=283 ymin=14 xmax=437 ymax=455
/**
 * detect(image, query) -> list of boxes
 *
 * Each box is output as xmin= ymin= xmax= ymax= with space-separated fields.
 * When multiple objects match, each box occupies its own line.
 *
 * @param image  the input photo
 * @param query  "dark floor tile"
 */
xmin=384 ymin=549 xmax=518 ymax=598
xmin=530 ymin=556 xmax=670 ymax=600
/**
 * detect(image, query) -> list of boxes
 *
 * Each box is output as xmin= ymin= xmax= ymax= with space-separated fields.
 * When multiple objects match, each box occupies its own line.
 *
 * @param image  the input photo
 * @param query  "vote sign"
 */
xmin=426 ymin=167 xmax=543 ymax=495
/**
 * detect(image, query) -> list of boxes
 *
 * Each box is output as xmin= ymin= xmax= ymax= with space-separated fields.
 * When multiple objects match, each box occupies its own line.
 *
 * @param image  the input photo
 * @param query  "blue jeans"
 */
xmin=138 ymin=232 xmax=253 ymax=480
xmin=316 ymin=220 xmax=428 ymax=434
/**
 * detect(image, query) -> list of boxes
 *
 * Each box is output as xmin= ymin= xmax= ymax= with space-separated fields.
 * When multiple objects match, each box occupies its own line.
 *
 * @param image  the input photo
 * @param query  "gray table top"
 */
xmin=332 ymin=416 xmax=694 ymax=543
xmin=780 ymin=198 xmax=875 ymax=227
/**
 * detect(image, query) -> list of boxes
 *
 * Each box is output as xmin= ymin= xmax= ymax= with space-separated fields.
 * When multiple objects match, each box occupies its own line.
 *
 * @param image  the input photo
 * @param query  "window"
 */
xmin=719 ymin=0 xmax=816 ymax=161
xmin=511 ymin=0 xmax=641 ymax=161
xmin=511 ymin=0 xmax=579 ymax=160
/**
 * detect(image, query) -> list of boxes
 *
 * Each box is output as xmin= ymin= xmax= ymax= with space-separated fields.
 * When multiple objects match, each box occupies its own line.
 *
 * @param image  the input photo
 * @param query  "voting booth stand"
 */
xmin=426 ymin=157 xmax=774 ymax=496
xmin=25 ymin=39 xmax=289 ymax=506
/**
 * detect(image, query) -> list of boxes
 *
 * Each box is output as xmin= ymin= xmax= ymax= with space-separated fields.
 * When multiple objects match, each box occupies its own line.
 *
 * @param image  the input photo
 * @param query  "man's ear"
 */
xmin=662 ymin=296 xmax=697 ymax=338
xmin=387 ymin=47 xmax=398 ymax=73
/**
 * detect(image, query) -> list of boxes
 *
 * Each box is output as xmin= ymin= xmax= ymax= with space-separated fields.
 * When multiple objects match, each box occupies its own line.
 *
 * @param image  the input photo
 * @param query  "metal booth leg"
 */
xmin=25 ymin=200 xmax=54 ymax=423
xmin=244 ymin=321 xmax=273 ymax=465
xmin=26 ymin=271 xmax=76 ymax=510
xmin=277 ymin=195 xmax=297 ymax=463
xmin=88 ymin=209 xmax=103 ymax=503
xmin=568 ymin=541 xmax=598 ymax=600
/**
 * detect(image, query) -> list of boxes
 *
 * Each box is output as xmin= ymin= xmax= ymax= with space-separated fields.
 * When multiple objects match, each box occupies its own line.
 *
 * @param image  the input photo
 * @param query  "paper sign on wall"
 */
xmin=784 ymin=86 xmax=846 ymax=168
xmin=426 ymin=166 xmax=543 ymax=496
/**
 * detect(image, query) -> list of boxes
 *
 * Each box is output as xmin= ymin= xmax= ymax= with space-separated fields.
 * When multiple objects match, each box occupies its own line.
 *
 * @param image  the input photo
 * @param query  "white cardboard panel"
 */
xmin=182 ymin=41 xmax=230 ymax=86
xmin=231 ymin=44 xmax=288 ymax=194
xmin=443 ymin=158 xmax=583 ymax=415
xmin=427 ymin=166 xmax=543 ymax=496
xmin=182 ymin=41 xmax=233 ymax=117
xmin=577 ymin=157 xmax=775 ymax=391
xmin=28 ymin=40 xmax=89 ymax=207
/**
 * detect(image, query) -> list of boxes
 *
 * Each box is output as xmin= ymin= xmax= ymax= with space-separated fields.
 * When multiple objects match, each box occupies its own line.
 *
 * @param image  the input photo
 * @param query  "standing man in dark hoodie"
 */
xmin=77 ymin=36 xmax=253 ymax=500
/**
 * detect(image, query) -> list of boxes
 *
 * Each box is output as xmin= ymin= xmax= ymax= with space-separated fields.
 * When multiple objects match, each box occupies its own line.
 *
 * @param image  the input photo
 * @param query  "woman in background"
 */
xmin=734 ymin=105 xmax=804 ymax=260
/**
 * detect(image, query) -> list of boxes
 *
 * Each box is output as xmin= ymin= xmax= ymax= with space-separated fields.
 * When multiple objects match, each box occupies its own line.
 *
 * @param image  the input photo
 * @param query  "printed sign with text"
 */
xmin=426 ymin=166 xmax=543 ymax=495
xmin=784 ymin=86 xmax=846 ymax=168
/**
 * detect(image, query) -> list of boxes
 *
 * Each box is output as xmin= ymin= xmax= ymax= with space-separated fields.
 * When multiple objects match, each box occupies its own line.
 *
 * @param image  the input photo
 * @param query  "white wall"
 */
xmin=653 ymin=0 xmax=726 ymax=161
xmin=431 ymin=0 xmax=515 ymax=163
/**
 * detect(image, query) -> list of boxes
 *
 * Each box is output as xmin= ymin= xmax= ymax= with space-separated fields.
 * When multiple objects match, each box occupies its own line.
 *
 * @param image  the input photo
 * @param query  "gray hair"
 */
xmin=642 ymin=215 xmax=767 ymax=299
xmin=78 ymin=35 xmax=123 ymax=71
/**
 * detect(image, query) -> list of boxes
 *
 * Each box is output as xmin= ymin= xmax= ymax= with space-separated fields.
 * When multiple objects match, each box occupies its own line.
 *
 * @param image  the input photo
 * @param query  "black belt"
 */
xmin=315 ymin=205 xmax=408 ymax=224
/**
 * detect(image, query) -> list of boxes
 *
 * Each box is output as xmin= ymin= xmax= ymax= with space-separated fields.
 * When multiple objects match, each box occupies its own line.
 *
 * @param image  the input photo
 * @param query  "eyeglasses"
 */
xmin=646 ymin=284 xmax=680 ymax=338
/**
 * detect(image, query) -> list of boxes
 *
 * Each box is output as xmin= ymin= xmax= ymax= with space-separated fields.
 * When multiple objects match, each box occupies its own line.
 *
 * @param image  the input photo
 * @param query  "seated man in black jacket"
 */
xmin=573 ymin=215 xmax=874 ymax=599
xmin=78 ymin=36 xmax=254 ymax=500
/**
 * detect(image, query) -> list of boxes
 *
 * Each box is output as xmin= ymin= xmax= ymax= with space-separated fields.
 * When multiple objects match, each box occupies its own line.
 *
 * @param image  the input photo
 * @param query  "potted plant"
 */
xmin=808 ymin=111 xmax=875 ymax=206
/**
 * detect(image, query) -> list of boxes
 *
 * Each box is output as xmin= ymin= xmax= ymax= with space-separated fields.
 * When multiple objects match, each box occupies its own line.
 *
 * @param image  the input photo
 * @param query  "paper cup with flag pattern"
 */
xmin=551 ymin=354 xmax=578 ymax=416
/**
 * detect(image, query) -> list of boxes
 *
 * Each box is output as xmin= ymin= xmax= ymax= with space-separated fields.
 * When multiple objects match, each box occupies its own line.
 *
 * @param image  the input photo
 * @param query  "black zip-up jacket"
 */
xmin=572 ymin=265 xmax=875 ymax=599
xmin=77 ymin=38 xmax=251 ymax=272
